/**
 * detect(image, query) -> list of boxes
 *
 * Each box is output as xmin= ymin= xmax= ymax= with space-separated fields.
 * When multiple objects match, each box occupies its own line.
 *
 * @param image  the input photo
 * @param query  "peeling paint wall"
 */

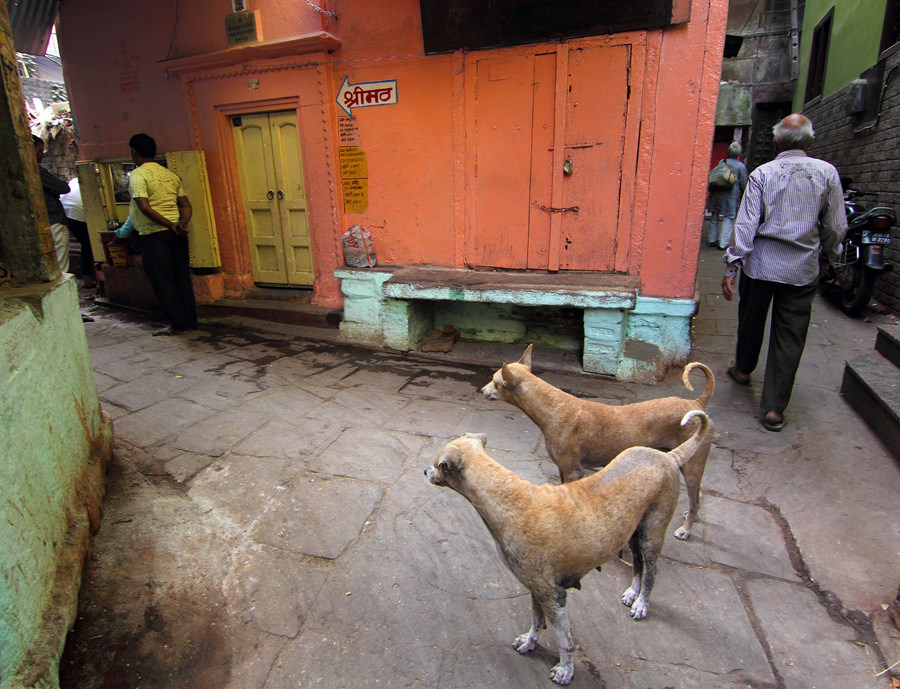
xmin=56 ymin=0 xmax=729 ymax=306
xmin=0 ymin=278 xmax=113 ymax=689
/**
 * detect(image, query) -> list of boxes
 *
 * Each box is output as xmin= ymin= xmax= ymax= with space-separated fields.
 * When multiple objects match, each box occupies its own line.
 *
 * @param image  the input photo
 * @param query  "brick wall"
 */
xmin=805 ymin=50 xmax=900 ymax=314
xmin=39 ymin=128 xmax=79 ymax=183
xmin=22 ymin=77 xmax=78 ymax=182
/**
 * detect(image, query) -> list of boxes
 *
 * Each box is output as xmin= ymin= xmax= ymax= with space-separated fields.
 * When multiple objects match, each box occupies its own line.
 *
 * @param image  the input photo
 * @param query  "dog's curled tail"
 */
xmin=682 ymin=362 xmax=715 ymax=408
xmin=669 ymin=410 xmax=712 ymax=468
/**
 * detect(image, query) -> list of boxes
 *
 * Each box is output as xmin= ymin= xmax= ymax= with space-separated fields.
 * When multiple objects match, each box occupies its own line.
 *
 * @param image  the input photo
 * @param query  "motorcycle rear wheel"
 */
xmin=836 ymin=262 xmax=876 ymax=317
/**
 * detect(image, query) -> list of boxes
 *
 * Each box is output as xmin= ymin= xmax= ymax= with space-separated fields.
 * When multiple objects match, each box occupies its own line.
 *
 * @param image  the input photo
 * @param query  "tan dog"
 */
xmin=480 ymin=345 xmax=714 ymax=540
xmin=426 ymin=411 xmax=711 ymax=686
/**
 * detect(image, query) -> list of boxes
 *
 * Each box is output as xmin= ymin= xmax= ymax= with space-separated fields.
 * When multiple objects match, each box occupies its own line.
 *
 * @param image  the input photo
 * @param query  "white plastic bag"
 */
xmin=341 ymin=224 xmax=377 ymax=267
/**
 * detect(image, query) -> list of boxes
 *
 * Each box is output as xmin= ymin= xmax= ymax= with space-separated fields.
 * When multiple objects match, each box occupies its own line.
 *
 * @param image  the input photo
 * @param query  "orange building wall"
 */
xmin=57 ymin=0 xmax=727 ymax=307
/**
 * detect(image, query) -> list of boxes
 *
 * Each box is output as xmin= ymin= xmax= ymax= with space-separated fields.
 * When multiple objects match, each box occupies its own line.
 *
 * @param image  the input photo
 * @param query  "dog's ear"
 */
xmin=462 ymin=432 xmax=488 ymax=447
xmin=437 ymin=445 xmax=463 ymax=475
xmin=518 ymin=344 xmax=533 ymax=371
xmin=501 ymin=363 xmax=521 ymax=388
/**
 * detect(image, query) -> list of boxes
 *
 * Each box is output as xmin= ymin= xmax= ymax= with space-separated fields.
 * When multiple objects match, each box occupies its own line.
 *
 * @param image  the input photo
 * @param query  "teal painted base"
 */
xmin=335 ymin=268 xmax=697 ymax=382
xmin=1 ymin=277 xmax=114 ymax=689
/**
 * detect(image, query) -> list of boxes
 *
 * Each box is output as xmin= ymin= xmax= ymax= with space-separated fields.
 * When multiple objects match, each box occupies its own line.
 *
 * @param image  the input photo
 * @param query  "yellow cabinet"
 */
xmin=77 ymin=151 xmax=221 ymax=269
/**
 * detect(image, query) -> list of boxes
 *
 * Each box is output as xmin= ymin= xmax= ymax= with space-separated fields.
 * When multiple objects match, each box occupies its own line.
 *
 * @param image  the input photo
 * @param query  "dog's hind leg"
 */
xmin=621 ymin=531 xmax=644 ymax=612
xmin=674 ymin=432 xmax=712 ymax=540
xmin=513 ymin=594 xmax=545 ymax=654
xmin=622 ymin=524 xmax=671 ymax=620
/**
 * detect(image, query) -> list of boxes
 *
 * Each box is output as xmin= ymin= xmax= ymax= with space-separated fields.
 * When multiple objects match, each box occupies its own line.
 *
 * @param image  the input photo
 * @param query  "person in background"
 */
xmin=60 ymin=176 xmax=98 ymax=288
xmin=114 ymin=216 xmax=134 ymax=239
xmin=33 ymin=135 xmax=71 ymax=273
xmin=707 ymin=141 xmax=749 ymax=250
xmin=721 ymin=114 xmax=847 ymax=432
xmin=127 ymin=133 xmax=197 ymax=336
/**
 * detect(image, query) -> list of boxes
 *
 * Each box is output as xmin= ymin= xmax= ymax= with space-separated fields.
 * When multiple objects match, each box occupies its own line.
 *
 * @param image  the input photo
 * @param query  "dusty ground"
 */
xmin=60 ymin=441 xmax=236 ymax=689
xmin=57 ymin=245 xmax=900 ymax=689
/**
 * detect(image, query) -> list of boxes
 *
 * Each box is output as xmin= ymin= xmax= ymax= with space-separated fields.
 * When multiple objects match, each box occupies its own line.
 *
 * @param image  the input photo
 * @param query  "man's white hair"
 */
xmin=773 ymin=115 xmax=815 ymax=150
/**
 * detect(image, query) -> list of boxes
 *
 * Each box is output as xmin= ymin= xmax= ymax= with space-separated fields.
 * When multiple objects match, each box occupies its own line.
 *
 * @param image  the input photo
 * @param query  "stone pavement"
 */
xmin=59 ymin=244 xmax=900 ymax=689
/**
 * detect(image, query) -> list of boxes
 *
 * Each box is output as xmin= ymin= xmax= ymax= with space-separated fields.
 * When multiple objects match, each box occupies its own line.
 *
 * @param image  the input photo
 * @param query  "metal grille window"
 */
xmin=804 ymin=7 xmax=834 ymax=105
xmin=881 ymin=0 xmax=900 ymax=57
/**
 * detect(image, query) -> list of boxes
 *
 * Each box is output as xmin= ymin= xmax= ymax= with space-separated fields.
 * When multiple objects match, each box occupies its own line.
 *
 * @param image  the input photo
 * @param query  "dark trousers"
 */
xmin=735 ymin=273 xmax=818 ymax=415
xmin=66 ymin=219 xmax=95 ymax=277
xmin=140 ymin=230 xmax=197 ymax=332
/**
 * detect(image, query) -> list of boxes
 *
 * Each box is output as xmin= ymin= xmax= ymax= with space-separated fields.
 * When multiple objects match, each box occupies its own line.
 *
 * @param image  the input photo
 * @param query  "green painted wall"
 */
xmin=795 ymin=0 xmax=889 ymax=110
xmin=0 ymin=277 xmax=112 ymax=689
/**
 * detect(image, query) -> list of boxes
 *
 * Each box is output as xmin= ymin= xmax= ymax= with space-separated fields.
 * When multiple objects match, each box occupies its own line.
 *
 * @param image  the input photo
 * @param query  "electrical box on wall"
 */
xmin=76 ymin=151 xmax=221 ymax=269
xmin=847 ymin=79 xmax=867 ymax=114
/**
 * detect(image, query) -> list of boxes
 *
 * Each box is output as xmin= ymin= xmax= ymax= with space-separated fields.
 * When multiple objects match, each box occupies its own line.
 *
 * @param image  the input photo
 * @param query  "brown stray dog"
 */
xmin=425 ymin=410 xmax=711 ymax=686
xmin=480 ymin=345 xmax=714 ymax=540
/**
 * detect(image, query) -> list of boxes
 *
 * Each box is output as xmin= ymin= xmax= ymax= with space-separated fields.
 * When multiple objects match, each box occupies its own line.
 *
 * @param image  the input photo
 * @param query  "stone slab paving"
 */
xmin=61 ymin=243 xmax=900 ymax=689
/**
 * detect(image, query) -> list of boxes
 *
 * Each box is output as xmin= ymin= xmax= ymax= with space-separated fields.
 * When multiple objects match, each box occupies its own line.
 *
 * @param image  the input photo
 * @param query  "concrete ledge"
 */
xmin=333 ymin=265 xmax=695 ymax=381
xmin=381 ymin=265 xmax=639 ymax=308
xmin=876 ymin=325 xmax=900 ymax=368
xmin=841 ymin=353 xmax=900 ymax=462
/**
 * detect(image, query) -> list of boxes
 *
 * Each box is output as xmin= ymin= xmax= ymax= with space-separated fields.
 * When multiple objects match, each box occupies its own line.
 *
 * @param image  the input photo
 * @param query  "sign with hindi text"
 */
xmin=337 ymin=76 xmax=398 ymax=116
xmin=339 ymin=146 xmax=369 ymax=213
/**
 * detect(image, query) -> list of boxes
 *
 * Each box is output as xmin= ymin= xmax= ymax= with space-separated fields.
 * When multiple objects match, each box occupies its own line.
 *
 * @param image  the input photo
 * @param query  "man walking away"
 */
xmin=128 ymin=133 xmax=197 ymax=336
xmin=721 ymin=114 xmax=847 ymax=432
xmin=33 ymin=135 xmax=71 ymax=273
xmin=707 ymin=141 xmax=748 ymax=249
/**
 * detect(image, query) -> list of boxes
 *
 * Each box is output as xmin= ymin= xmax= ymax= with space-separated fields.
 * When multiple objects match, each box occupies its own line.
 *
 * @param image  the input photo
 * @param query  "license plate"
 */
xmin=862 ymin=231 xmax=892 ymax=244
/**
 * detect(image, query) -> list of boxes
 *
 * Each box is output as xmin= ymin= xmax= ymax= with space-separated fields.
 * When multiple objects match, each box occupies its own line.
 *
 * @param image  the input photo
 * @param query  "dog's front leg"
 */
xmin=545 ymin=603 xmax=575 ymax=685
xmin=513 ymin=594 xmax=545 ymax=654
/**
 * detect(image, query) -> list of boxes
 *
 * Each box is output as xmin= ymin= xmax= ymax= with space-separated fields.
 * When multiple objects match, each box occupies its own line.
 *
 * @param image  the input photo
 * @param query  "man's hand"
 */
xmin=721 ymin=274 xmax=736 ymax=301
xmin=172 ymin=220 xmax=190 ymax=236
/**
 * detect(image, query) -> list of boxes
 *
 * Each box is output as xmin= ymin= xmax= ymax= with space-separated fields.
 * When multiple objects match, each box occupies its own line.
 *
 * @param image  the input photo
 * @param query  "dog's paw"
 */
xmin=629 ymin=599 xmax=649 ymax=620
xmin=549 ymin=661 xmax=574 ymax=685
xmin=621 ymin=586 xmax=639 ymax=607
xmin=673 ymin=525 xmax=691 ymax=540
xmin=513 ymin=633 xmax=537 ymax=654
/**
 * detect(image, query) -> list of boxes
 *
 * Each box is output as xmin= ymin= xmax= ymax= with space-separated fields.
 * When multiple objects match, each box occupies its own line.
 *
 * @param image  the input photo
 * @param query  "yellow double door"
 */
xmin=232 ymin=111 xmax=314 ymax=286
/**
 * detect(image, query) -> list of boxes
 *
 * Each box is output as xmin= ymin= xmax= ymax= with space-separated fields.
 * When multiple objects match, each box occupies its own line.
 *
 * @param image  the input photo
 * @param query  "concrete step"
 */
xmin=876 ymin=325 xmax=900 ymax=368
xmin=841 ymin=352 xmax=900 ymax=462
xmin=198 ymin=299 xmax=343 ymax=330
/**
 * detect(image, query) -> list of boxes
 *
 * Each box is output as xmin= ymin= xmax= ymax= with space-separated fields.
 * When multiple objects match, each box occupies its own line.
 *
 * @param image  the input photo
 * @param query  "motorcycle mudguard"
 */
xmin=862 ymin=244 xmax=888 ymax=270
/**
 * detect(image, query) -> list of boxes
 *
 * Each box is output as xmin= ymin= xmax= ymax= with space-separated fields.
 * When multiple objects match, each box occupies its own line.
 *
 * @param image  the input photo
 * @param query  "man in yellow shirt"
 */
xmin=128 ymin=133 xmax=197 ymax=335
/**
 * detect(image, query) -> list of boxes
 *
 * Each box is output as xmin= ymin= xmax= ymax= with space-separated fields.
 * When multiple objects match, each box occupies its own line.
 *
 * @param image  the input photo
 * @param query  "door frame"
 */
xmin=215 ymin=97 xmax=312 ymax=285
xmin=462 ymin=35 xmax=646 ymax=273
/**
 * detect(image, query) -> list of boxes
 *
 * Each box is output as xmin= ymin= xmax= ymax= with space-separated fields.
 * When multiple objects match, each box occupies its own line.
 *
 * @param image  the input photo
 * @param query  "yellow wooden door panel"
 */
xmin=232 ymin=113 xmax=287 ymax=284
xmin=75 ymin=161 xmax=108 ymax=262
xmin=166 ymin=151 xmax=221 ymax=268
xmin=558 ymin=44 xmax=630 ymax=271
xmin=269 ymin=112 xmax=314 ymax=286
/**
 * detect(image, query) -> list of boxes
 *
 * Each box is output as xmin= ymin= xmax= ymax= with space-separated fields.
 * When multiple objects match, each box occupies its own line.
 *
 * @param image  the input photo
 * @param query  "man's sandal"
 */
xmin=762 ymin=412 xmax=785 ymax=432
xmin=727 ymin=366 xmax=750 ymax=386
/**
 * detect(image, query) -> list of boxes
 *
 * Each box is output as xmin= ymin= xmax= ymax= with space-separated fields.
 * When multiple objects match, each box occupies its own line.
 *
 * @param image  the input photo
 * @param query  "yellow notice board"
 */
xmin=339 ymin=146 xmax=368 ymax=213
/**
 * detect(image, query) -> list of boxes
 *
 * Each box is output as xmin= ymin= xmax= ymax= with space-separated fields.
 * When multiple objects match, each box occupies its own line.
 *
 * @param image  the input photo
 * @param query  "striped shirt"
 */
xmin=724 ymin=150 xmax=847 ymax=286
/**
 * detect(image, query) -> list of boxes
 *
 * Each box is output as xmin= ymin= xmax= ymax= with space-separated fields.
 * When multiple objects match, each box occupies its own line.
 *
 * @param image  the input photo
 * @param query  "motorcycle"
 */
xmin=822 ymin=183 xmax=894 ymax=317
